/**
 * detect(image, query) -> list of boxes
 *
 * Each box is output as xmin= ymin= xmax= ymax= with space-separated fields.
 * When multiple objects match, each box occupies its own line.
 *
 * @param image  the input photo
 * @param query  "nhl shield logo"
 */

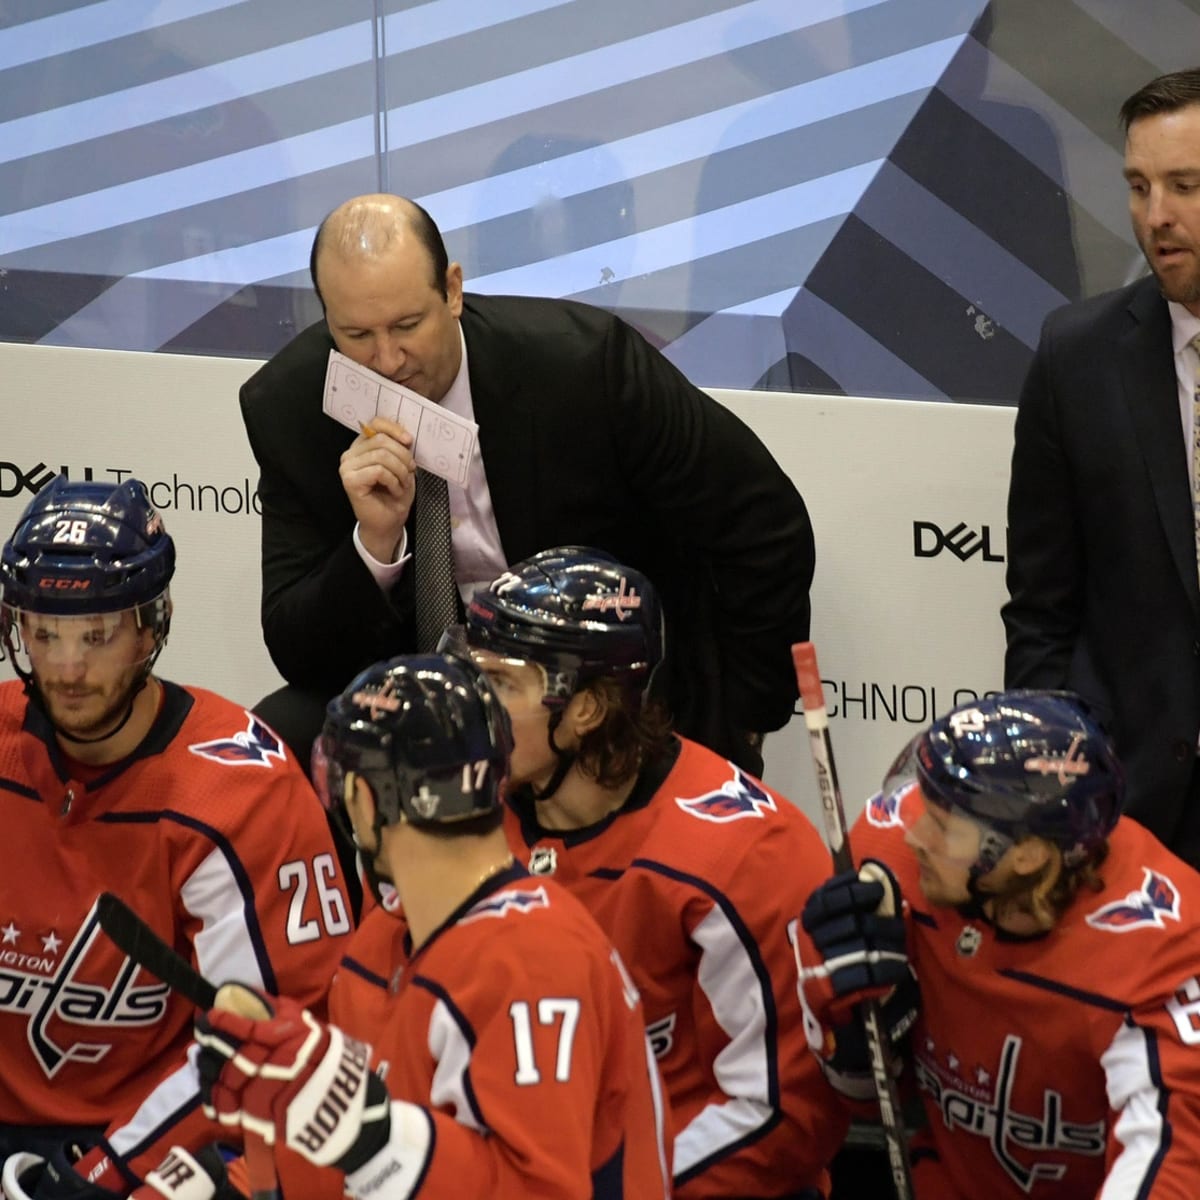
xmin=529 ymin=846 xmax=558 ymax=876
xmin=956 ymin=925 xmax=982 ymax=957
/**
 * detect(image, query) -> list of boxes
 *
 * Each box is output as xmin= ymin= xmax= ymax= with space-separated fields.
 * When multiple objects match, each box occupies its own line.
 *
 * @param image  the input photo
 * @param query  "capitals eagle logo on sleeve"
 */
xmin=676 ymin=769 xmax=777 ymax=823
xmin=866 ymin=789 xmax=905 ymax=829
xmin=188 ymin=712 xmax=288 ymax=768
xmin=1085 ymin=867 xmax=1181 ymax=932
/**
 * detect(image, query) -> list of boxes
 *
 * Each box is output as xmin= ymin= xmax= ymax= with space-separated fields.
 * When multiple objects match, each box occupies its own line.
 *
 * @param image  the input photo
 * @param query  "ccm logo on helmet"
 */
xmin=38 ymin=578 xmax=91 ymax=591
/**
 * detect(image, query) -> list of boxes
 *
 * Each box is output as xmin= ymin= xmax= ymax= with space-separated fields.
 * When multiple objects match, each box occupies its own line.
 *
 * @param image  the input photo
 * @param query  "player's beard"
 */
xmin=39 ymin=665 xmax=146 ymax=742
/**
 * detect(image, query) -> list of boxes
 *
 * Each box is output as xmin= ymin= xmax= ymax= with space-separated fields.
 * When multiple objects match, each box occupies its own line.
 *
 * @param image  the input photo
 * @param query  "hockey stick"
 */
xmin=95 ymin=893 xmax=279 ymax=1200
xmin=792 ymin=643 xmax=916 ymax=1200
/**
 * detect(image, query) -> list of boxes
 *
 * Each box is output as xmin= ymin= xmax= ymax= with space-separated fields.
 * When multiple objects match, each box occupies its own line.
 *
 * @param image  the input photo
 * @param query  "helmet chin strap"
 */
xmin=528 ymin=709 xmax=578 ymax=802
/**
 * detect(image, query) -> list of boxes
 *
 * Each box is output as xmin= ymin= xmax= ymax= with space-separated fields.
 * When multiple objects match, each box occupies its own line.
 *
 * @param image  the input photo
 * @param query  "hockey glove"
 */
xmin=1 ymin=1144 xmax=240 ymax=1200
xmin=1 ymin=1142 xmax=125 ymax=1200
xmin=799 ymin=859 xmax=910 ymax=1023
xmin=194 ymin=990 xmax=390 ymax=1174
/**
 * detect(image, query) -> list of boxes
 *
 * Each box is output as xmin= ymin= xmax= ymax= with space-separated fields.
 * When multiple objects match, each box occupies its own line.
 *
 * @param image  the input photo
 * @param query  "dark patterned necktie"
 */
xmin=414 ymin=468 xmax=458 ymax=652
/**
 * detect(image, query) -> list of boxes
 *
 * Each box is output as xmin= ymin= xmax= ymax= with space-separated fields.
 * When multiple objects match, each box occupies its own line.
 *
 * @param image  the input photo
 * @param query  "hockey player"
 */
xmin=192 ymin=653 xmax=673 ymax=1198
xmin=796 ymin=690 xmax=1200 ymax=1198
xmin=0 ymin=478 xmax=352 ymax=1198
xmin=446 ymin=546 xmax=847 ymax=1199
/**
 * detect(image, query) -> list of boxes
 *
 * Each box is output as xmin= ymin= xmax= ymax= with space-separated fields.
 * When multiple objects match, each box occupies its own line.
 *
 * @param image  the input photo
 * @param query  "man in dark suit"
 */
xmin=1003 ymin=68 xmax=1200 ymax=864
xmin=241 ymin=194 xmax=814 ymax=783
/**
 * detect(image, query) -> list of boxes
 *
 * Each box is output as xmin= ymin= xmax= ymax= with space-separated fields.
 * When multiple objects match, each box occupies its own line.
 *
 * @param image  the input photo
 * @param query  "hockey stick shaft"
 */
xmin=95 ymin=893 xmax=279 ymax=1200
xmin=792 ymin=644 xmax=916 ymax=1200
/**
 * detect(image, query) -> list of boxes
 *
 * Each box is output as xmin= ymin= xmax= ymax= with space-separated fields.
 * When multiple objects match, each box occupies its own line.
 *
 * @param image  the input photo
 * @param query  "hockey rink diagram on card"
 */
xmin=321 ymin=352 xmax=476 ymax=487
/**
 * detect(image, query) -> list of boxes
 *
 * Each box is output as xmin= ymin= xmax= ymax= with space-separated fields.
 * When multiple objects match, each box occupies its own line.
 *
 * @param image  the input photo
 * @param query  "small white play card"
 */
xmin=321 ymin=350 xmax=477 ymax=487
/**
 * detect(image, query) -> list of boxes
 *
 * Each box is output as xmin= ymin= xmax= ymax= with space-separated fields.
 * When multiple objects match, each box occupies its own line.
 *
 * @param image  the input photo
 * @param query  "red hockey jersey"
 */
xmin=506 ymin=735 xmax=846 ymax=1198
xmin=806 ymin=783 xmax=1200 ymax=1198
xmin=328 ymin=864 xmax=672 ymax=1198
xmin=0 ymin=680 xmax=352 ymax=1177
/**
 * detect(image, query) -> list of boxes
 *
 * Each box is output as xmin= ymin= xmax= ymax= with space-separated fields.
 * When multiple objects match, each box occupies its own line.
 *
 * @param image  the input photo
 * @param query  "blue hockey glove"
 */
xmin=799 ymin=859 xmax=910 ymax=1020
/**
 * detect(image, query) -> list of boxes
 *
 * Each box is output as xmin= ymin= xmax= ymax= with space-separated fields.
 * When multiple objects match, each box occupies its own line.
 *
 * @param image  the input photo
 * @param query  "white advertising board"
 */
xmin=0 ymin=345 xmax=1012 ymax=826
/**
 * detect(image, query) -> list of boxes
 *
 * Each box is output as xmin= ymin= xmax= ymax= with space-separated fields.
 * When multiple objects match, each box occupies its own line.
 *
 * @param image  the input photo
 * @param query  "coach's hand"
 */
xmin=194 ymin=989 xmax=390 ymax=1174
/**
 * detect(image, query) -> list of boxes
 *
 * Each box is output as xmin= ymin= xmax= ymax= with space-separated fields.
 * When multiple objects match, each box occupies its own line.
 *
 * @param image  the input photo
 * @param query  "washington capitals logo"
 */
xmin=1024 ymin=734 xmax=1091 ymax=785
xmin=866 ymin=790 xmax=905 ymax=829
xmin=461 ymin=886 xmax=550 ymax=925
xmin=351 ymin=676 xmax=402 ymax=720
xmin=676 ymin=770 xmax=776 ymax=823
xmin=1085 ymin=868 xmax=1181 ymax=932
xmin=188 ymin=713 xmax=287 ymax=768
xmin=580 ymin=576 xmax=641 ymax=621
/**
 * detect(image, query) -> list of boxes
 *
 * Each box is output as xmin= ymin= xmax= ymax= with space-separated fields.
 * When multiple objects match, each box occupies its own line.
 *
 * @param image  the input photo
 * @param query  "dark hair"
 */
xmin=573 ymin=679 xmax=674 ymax=790
xmin=309 ymin=197 xmax=450 ymax=308
xmin=983 ymin=839 xmax=1110 ymax=931
xmin=1120 ymin=68 xmax=1200 ymax=132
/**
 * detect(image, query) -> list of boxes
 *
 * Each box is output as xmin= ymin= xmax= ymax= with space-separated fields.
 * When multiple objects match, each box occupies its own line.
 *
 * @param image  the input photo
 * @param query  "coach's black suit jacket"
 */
xmin=240 ymin=293 xmax=815 ymax=763
xmin=1003 ymin=275 xmax=1200 ymax=848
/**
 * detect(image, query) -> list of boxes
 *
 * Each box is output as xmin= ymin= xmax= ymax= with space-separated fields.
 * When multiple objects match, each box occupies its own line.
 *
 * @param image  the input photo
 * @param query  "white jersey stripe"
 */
xmin=426 ymin=995 xmax=485 ymax=1133
xmin=673 ymin=903 xmax=773 ymax=1176
xmin=1099 ymin=1018 xmax=1166 ymax=1197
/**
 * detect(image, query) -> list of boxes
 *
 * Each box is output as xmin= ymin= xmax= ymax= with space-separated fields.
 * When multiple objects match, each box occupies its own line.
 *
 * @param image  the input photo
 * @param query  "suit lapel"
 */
xmin=1120 ymin=280 xmax=1200 ymax=615
xmin=461 ymin=298 xmax=539 ymax=564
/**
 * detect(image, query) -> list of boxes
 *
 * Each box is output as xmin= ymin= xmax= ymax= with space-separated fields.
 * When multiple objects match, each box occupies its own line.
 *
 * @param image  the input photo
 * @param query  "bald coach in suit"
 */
xmin=240 ymin=195 xmax=815 ymax=780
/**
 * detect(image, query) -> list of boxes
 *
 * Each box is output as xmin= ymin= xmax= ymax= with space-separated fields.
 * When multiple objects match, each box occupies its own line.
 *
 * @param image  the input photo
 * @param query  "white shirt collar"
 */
xmin=1168 ymin=300 xmax=1200 ymax=356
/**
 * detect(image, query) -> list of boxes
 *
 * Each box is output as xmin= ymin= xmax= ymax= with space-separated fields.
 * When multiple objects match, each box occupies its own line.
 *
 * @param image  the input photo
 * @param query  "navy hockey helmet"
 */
xmin=887 ymin=690 xmax=1124 ymax=876
xmin=458 ymin=546 xmax=664 ymax=707
xmin=314 ymin=653 xmax=513 ymax=830
xmin=0 ymin=478 xmax=174 ymax=679
xmin=1 ymin=477 xmax=174 ymax=617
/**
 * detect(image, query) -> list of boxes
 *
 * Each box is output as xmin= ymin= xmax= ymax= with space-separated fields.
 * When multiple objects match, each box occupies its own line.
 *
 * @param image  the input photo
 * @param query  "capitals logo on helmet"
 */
xmin=463 ymin=546 xmax=664 ymax=707
xmin=907 ymin=689 xmax=1123 ymax=878
xmin=676 ymin=769 xmax=777 ymax=823
xmin=316 ymin=653 xmax=513 ymax=830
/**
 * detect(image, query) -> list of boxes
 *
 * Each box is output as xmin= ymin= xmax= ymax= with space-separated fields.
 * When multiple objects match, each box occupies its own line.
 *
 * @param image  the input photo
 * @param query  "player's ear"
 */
xmin=565 ymin=685 xmax=608 ymax=738
xmin=344 ymin=773 xmax=379 ymax=838
xmin=1009 ymin=836 xmax=1055 ymax=878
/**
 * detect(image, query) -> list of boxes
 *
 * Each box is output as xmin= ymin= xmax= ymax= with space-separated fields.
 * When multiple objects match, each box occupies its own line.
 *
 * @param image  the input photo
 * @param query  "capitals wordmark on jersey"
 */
xmin=0 ymin=901 xmax=169 ymax=1078
xmin=916 ymin=1032 xmax=1104 ymax=1192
